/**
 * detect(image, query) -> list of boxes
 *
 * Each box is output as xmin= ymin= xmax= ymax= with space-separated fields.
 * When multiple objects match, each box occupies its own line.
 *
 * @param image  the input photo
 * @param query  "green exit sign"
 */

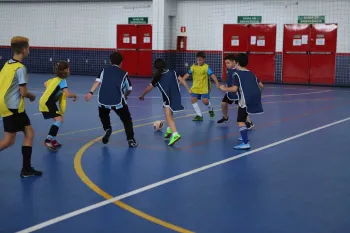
xmin=298 ymin=16 xmax=325 ymax=24
xmin=128 ymin=17 xmax=148 ymax=24
xmin=237 ymin=16 xmax=262 ymax=24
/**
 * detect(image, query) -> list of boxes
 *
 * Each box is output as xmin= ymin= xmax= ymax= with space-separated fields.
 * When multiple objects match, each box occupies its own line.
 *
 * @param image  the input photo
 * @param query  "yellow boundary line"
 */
xmin=74 ymin=97 xmax=341 ymax=232
xmin=74 ymin=122 xmax=195 ymax=232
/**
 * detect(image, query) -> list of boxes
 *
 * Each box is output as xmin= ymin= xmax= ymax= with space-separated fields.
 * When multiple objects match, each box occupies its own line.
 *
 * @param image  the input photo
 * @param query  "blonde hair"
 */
xmin=11 ymin=36 xmax=29 ymax=54
xmin=11 ymin=36 xmax=29 ymax=44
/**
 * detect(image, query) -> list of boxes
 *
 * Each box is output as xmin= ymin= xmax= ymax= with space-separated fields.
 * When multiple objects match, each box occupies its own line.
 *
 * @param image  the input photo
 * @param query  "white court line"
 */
xmin=29 ymin=90 xmax=332 ymax=117
xmin=263 ymin=90 xmax=331 ymax=97
xmin=30 ymin=90 xmax=332 ymax=99
xmin=16 ymin=116 xmax=350 ymax=233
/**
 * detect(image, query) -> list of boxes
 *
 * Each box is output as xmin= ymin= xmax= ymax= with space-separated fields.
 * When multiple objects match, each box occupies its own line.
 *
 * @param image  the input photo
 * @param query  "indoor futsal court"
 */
xmin=1 ymin=75 xmax=350 ymax=233
xmin=1 ymin=0 xmax=350 ymax=233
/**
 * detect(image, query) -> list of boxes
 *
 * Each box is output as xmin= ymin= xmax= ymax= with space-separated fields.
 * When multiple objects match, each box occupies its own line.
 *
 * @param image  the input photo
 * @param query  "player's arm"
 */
xmin=208 ymin=67 xmax=220 ymax=88
xmin=182 ymin=67 xmax=192 ymax=81
xmin=139 ymin=76 xmax=157 ymax=100
xmin=220 ymin=73 xmax=239 ymax=92
xmin=62 ymin=88 xmax=78 ymax=101
xmin=85 ymin=70 xmax=103 ymax=101
xmin=18 ymin=68 xmax=35 ymax=102
xmin=60 ymin=80 xmax=77 ymax=101
xmin=123 ymin=76 xmax=132 ymax=98
xmin=257 ymin=77 xmax=264 ymax=94
xmin=220 ymin=85 xmax=238 ymax=92
xmin=178 ymin=76 xmax=191 ymax=94
xmin=139 ymin=84 xmax=153 ymax=100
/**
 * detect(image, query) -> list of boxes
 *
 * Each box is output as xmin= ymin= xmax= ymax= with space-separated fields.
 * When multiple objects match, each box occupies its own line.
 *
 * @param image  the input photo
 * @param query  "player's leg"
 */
xmin=113 ymin=104 xmax=138 ymax=148
xmin=21 ymin=113 xmax=42 ymax=177
xmin=201 ymin=94 xmax=214 ymax=119
xmin=0 ymin=132 xmax=16 ymax=152
xmin=0 ymin=114 xmax=17 ymax=151
xmin=234 ymin=106 xmax=250 ymax=150
xmin=164 ymin=107 xmax=181 ymax=146
xmin=98 ymin=105 xmax=112 ymax=144
xmin=246 ymin=115 xmax=254 ymax=130
xmin=191 ymin=94 xmax=203 ymax=121
xmin=217 ymin=95 xmax=232 ymax=124
xmin=42 ymin=103 xmax=62 ymax=150
xmin=50 ymin=116 xmax=63 ymax=147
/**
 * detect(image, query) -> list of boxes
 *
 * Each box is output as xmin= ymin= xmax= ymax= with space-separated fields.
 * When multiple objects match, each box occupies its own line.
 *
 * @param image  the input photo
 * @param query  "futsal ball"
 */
xmin=153 ymin=120 xmax=163 ymax=131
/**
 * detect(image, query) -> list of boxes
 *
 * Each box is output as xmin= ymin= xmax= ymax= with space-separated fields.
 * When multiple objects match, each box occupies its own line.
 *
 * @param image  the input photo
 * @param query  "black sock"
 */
xmin=48 ymin=125 xmax=59 ymax=138
xmin=22 ymin=146 xmax=32 ymax=170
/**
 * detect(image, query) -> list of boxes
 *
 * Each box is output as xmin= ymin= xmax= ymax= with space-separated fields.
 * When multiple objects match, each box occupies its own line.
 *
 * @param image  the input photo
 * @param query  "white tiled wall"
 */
xmin=1 ymin=0 xmax=349 ymax=52
xmin=175 ymin=0 xmax=350 ymax=52
xmin=0 ymin=1 xmax=152 ymax=48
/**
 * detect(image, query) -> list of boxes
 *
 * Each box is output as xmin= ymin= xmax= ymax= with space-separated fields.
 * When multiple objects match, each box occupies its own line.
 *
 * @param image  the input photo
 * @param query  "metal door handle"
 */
xmin=248 ymin=52 xmax=275 ymax=54
xmin=310 ymin=52 xmax=332 ymax=55
xmin=285 ymin=51 xmax=308 ymax=54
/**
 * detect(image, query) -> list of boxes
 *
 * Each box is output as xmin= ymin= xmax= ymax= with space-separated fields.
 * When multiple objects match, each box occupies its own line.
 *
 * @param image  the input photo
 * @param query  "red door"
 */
xmin=222 ymin=24 xmax=249 ymax=80
xmin=117 ymin=25 xmax=138 ymax=76
xmin=309 ymin=24 xmax=337 ymax=84
xmin=282 ymin=24 xmax=311 ymax=84
xmin=248 ymin=24 xmax=276 ymax=82
xmin=137 ymin=24 xmax=153 ymax=77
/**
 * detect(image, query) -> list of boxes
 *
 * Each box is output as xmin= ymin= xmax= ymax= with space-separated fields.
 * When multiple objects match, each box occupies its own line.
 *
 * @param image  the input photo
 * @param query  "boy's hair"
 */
xmin=196 ymin=51 xmax=206 ymax=59
xmin=55 ymin=61 xmax=70 ymax=79
xmin=153 ymin=58 xmax=166 ymax=83
xmin=235 ymin=53 xmax=248 ymax=67
xmin=110 ymin=52 xmax=123 ymax=65
xmin=224 ymin=53 xmax=235 ymax=61
xmin=11 ymin=36 xmax=29 ymax=54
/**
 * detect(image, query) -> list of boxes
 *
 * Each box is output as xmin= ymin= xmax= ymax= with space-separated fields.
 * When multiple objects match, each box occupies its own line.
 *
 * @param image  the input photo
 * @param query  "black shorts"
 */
xmin=2 ymin=109 xmax=31 ymax=133
xmin=222 ymin=94 xmax=238 ymax=105
xmin=42 ymin=103 xmax=61 ymax=119
xmin=162 ymin=93 xmax=170 ymax=107
xmin=237 ymin=106 xmax=248 ymax=123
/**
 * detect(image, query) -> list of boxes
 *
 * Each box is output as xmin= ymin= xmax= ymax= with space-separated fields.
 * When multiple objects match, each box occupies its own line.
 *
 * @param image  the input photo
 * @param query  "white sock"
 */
xmin=207 ymin=101 xmax=213 ymax=111
xmin=192 ymin=102 xmax=202 ymax=117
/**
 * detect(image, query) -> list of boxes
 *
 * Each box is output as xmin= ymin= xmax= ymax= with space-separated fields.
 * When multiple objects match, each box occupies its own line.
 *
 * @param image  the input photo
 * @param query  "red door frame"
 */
xmin=282 ymin=24 xmax=311 ymax=84
xmin=222 ymin=24 xmax=277 ymax=82
xmin=282 ymin=24 xmax=337 ymax=85
xmin=137 ymin=24 xmax=153 ymax=77
xmin=222 ymin=24 xmax=249 ymax=80
xmin=116 ymin=24 xmax=153 ymax=77
xmin=247 ymin=24 xmax=277 ymax=82
xmin=309 ymin=24 xmax=337 ymax=84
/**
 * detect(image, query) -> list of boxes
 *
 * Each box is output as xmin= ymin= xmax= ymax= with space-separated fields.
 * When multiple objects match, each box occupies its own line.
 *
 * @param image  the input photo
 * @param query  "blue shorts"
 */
xmin=191 ymin=93 xmax=210 ymax=100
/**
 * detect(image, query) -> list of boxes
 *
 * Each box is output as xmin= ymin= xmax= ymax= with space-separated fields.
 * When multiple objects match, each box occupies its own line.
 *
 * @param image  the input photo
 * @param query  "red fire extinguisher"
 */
xmin=177 ymin=36 xmax=187 ymax=51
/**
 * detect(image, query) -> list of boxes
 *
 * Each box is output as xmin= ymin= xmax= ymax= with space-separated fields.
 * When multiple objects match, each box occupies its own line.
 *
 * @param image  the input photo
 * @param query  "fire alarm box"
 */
xmin=177 ymin=36 xmax=187 ymax=51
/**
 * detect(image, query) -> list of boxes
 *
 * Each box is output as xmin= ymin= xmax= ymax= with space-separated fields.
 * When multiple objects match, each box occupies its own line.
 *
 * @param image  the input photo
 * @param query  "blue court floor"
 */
xmin=1 ymin=73 xmax=350 ymax=233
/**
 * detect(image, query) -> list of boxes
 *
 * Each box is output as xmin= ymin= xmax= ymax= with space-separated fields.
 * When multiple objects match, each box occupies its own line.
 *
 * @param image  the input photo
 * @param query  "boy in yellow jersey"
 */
xmin=0 ymin=36 xmax=42 ymax=178
xmin=183 ymin=51 xmax=220 ymax=121
xmin=39 ymin=61 xmax=78 ymax=151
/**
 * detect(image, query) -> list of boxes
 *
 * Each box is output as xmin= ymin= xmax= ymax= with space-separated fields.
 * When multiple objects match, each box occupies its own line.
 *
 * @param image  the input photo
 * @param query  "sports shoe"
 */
xmin=164 ymin=127 xmax=172 ymax=138
xmin=128 ymin=139 xmax=138 ymax=148
xmin=43 ymin=139 xmax=57 ymax=152
xmin=168 ymin=133 xmax=181 ymax=146
xmin=234 ymin=142 xmax=251 ymax=150
xmin=20 ymin=167 xmax=42 ymax=178
xmin=102 ymin=128 xmax=112 ymax=144
xmin=51 ymin=140 xmax=62 ymax=148
xmin=246 ymin=121 xmax=254 ymax=130
xmin=209 ymin=110 xmax=215 ymax=119
xmin=192 ymin=115 xmax=203 ymax=121
xmin=217 ymin=117 xmax=229 ymax=124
